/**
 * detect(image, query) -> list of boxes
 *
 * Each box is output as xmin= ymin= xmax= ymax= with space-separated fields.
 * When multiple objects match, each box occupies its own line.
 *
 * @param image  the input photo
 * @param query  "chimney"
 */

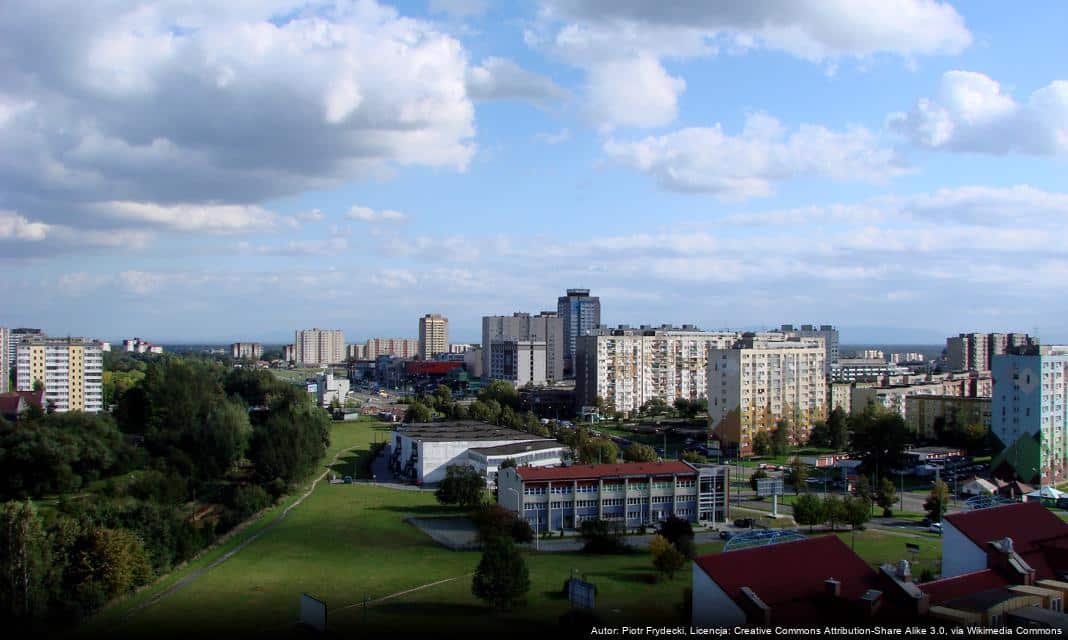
xmin=860 ymin=589 xmax=883 ymax=617
xmin=825 ymin=578 xmax=841 ymax=598
xmin=897 ymin=560 xmax=912 ymax=583
xmin=739 ymin=587 xmax=771 ymax=626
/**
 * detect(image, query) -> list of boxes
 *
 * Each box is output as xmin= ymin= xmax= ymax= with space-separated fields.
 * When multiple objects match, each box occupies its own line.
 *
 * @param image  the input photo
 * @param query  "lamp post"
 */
xmin=508 ymin=487 xmax=537 ymax=550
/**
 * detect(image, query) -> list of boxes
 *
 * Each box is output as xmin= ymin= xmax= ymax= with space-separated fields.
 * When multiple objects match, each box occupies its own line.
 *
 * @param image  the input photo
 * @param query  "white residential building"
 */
xmin=315 ymin=372 xmax=350 ymax=407
xmin=0 ymin=327 xmax=8 ymax=394
xmin=16 ymin=336 xmax=103 ymax=413
xmin=575 ymin=326 xmax=740 ymax=416
xmin=707 ymin=334 xmax=826 ymax=457
xmin=418 ymin=314 xmax=448 ymax=359
xmin=482 ymin=312 xmax=565 ymax=382
xmin=294 ymin=328 xmax=345 ymax=366
xmin=230 ymin=342 xmax=263 ymax=360
xmin=489 ymin=338 xmax=547 ymax=387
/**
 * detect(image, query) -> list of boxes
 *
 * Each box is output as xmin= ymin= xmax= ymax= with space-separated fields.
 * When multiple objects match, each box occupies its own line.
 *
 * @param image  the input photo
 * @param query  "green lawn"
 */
xmin=83 ymin=421 xmax=945 ymax=638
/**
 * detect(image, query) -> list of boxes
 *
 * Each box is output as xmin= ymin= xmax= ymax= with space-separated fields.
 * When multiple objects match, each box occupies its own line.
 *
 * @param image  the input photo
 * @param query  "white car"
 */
xmin=929 ymin=522 xmax=943 ymax=534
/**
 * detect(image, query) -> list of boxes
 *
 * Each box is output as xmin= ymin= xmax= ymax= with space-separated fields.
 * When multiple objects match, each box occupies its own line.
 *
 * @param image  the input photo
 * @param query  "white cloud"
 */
xmin=603 ymin=112 xmax=908 ymax=199
xmin=295 ymin=209 xmax=325 ymax=223
xmin=0 ymin=208 xmax=153 ymax=256
xmin=465 ymin=57 xmax=567 ymax=104
xmin=0 ymin=1 xmax=475 ymax=239
xmin=0 ymin=209 xmax=49 ymax=241
xmin=536 ymin=128 xmax=571 ymax=144
xmin=429 ymin=0 xmax=489 ymax=18
xmin=237 ymin=237 xmax=349 ymax=256
xmin=97 ymin=201 xmax=281 ymax=233
xmin=889 ymin=71 xmax=1068 ymax=155
xmin=346 ymin=205 xmax=409 ymax=223
xmin=532 ymin=0 xmax=971 ymax=129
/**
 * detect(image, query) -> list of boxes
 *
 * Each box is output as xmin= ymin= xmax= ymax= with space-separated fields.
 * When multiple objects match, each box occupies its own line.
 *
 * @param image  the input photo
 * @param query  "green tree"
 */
xmin=855 ymin=475 xmax=873 ymax=504
xmin=876 ymin=477 xmax=898 ymax=517
xmin=434 ymin=465 xmax=485 ymax=508
xmin=924 ymin=480 xmax=950 ymax=523
xmin=681 ymin=450 xmax=706 ymax=464
xmin=0 ymin=501 xmax=51 ymax=619
xmin=640 ymin=398 xmax=669 ymax=417
xmin=827 ymin=407 xmax=849 ymax=450
xmin=650 ymin=534 xmax=686 ymax=580
xmin=579 ymin=519 xmax=629 ymax=554
xmin=752 ymin=431 xmax=771 ymax=457
xmin=789 ymin=457 xmax=809 ymax=495
xmin=808 ymin=420 xmax=830 ymax=448
xmin=404 ymin=400 xmax=433 ymax=424
xmin=71 ymin=527 xmax=153 ymax=605
xmin=471 ymin=538 xmax=530 ymax=610
xmin=793 ymin=493 xmax=825 ymax=532
xmin=749 ymin=468 xmax=769 ymax=493
xmin=623 ymin=443 xmax=657 ymax=463
xmin=843 ymin=496 xmax=871 ymax=530
xmin=499 ymin=458 xmax=517 ymax=471
xmin=578 ymin=438 xmax=618 ymax=464
xmin=771 ymin=420 xmax=790 ymax=456
xmin=655 ymin=516 xmax=695 ymax=559
xmin=823 ymin=495 xmax=845 ymax=531
xmin=848 ymin=404 xmax=911 ymax=475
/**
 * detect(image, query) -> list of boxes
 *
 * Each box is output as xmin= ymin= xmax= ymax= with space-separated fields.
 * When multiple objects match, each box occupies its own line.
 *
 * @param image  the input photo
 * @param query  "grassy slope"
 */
xmin=87 ymin=420 xmax=943 ymax=638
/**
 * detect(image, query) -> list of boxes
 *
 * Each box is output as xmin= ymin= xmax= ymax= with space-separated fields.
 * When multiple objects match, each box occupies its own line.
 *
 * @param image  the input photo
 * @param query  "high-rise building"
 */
xmin=947 ymin=332 xmax=1037 ymax=372
xmin=0 ymin=327 xmax=8 ymax=394
xmin=489 ymin=338 xmax=547 ymax=387
xmin=294 ymin=329 xmax=345 ymax=366
xmin=359 ymin=338 xmax=419 ymax=360
xmin=16 ymin=336 xmax=103 ymax=413
xmin=282 ymin=344 xmax=295 ymax=363
xmin=707 ymin=334 xmax=827 ymax=457
xmin=418 ymin=314 xmax=448 ymax=359
xmin=7 ymin=328 xmax=42 ymax=374
xmin=779 ymin=324 xmax=839 ymax=373
xmin=991 ymin=345 xmax=1068 ymax=485
xmin=557 ymin=289 xmax=601 ymax=377
xmin=230 ymin=342 xmax=263 ymax=360
xmin=482 ymin=312 xmax=564 ymax=383
xmin=575 ymin=325 xmax=738 ymax=415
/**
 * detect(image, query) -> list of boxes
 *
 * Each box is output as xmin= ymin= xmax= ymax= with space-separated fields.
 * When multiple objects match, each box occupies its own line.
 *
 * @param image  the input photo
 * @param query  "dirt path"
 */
xmin=116 ymin=444 xmax=360 ymax=623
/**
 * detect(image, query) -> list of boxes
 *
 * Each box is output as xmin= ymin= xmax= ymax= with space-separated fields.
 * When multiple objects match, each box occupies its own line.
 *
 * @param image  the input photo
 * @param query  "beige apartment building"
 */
xmin=574 ymin=325 xmax=739 ymax=416
xmin=294 ymin=328 xmax=345 ymax=366
xmin=707 ymin=334 xmax=826 ymax=457
xmin=16 ymin=336 xmax=103 ymax=413
xmin=906 ymin=395 xmax=992 ymax=440
xmin=418 ymin=314 xmax=448 ymax=359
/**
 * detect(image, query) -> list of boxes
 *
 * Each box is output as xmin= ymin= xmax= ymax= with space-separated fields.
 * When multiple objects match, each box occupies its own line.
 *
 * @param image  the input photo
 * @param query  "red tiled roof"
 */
xmin=0 ymin=393 xmax=22 ymax=416
xmin=920 ymin=569 xmax=1009 ymax=605
xmin=694 ymin=535 xmax=880 ymax=607
xmin=515 ymin=460 xmax=695 ymax=481
xmin=945 ymin=502 xmax=1068 ymax=557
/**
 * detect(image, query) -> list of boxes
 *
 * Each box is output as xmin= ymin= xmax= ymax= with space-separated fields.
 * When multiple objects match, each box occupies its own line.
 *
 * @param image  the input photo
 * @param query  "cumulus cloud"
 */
xmin=531 ymin=0 xmax=971 ymax=129
xmin=466 ymin=57 xmax=568 ymax=104
xmin=603 ymin=112 xmax=908 ymax=199
xmin=536 ymin=128 xmax=571 ymax=144
xmin=346 ymin=205 xmax=409 ymax=223
xmin=0 ymin=0 xmax=475 ymax=245
xmin=889 ymin=71 xmax=1068 ymax=155
xmin=0 ymin=208 xmax=153 ymax=256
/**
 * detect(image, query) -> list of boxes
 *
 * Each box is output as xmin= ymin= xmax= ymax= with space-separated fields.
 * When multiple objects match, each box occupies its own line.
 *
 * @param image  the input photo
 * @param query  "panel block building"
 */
xmin=16 ymin=336 xmax=103 ymax=413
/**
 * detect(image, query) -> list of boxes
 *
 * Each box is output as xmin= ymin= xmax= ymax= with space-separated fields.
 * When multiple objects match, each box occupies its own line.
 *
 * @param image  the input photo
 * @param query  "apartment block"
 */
xmin=418 ymin=314 xmax=448 ymax=359
xmin=16 ymin=336 xmax=103 ymax=413
xmin=282 ymin=344 xmax=295 ymax=363
xmin=230 ymin=342 xmax=263 ymax=360
xmin=779 ymin=323 xmax=839 ymax=373
xmin=356 ymin=338 xmax=419 ymax=360
xmin=947 ymin=332 xmax=1037 ymax=372
xmin=906 ymin=395 xmax=992 ymax=440
xmin=991 ymin=345 xmax=1068 ymax=485
xmin=294 ymin=328 xmax=345 ymax=366
xmin=557 ymin=289 xmax=601 ymax=376
xmin=482 ymin=312 xmax=564 ymax=382
xmin=707 ymin=333 xmax=827 ymax=457
xmin=7 ymin=328 xmax=42 ymax=374
xmin=830 ymin=358 xmax=910 ymax=382
xmin=0 ymin=327 xmax=8 ymax=394
xmin=488 ymin=338 xmax=547 ymax=387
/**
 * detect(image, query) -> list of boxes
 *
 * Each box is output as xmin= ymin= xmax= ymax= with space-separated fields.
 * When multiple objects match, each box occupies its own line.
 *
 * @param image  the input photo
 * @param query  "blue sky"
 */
xmin=2 ymin=1 xmax=1067 ymax=344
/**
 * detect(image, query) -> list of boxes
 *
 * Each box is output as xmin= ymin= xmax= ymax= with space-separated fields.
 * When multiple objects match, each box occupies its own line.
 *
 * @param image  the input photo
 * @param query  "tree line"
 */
xmin=0 ymin=356 xmax=331 ymax=630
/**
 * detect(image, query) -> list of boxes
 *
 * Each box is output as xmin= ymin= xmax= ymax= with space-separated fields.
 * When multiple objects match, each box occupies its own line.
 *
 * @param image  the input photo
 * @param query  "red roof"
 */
xmin=945 ymin=502 xmax=1068 ymax=579
xmin=920 ymin=569 xmax=1009 ymax=605
xmin=694 ymin=535 xmax=881 ymax=610
xmin=516 ymin=460 xmax=695 ymax=481
xmin=405 ymin=361 xmax=464 ymax=375
xmin=0 ymin=394 xmax=21 ymax=417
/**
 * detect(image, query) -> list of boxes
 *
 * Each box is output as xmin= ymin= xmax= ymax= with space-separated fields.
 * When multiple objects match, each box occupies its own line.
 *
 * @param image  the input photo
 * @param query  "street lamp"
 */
xmin=507 ymin=487 xmax=538 ymax=550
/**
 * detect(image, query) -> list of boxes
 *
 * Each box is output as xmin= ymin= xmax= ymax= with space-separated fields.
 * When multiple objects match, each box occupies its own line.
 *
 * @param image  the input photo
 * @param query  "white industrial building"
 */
xmin=388 ymin=422 xmax=563 ymax=485
xmin=315 ymin=372 xmax=349 ymax=407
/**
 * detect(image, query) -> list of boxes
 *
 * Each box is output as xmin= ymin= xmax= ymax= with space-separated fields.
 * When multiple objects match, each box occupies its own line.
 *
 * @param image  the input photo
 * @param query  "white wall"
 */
xmin=692 ymin=563 xmax=746 ymax=628
xmin=942 ymin=518 xmax=988 ymax=578
xmin=412 ymin=437 xmax=546 ymax=484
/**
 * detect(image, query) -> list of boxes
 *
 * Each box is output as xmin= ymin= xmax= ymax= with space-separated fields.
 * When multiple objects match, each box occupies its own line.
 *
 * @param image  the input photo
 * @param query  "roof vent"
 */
xmin=1002 ymin=537 xmax=1014 ymax=553
xmin=825 ymin=578 xmax=841 ymax=597
xmin=896 ymin=560 xmax=911 ymax=581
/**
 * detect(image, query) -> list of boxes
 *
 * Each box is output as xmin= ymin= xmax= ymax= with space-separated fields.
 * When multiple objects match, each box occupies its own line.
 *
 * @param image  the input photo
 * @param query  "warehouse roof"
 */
xmin=395 ymin=421 xmax=541 ymax=442
xmin=469 ymin=440 xmax=564 ymax=456
xmin=516 ymin=460 xmax=695 ymax=481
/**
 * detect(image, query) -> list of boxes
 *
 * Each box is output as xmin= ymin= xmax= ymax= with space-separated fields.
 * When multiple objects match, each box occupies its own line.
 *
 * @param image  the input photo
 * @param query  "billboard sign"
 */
xmin=756 ymin=477 xmax=783 ymax=497
xmin=569 ymin=578 xmax=595 ymax=610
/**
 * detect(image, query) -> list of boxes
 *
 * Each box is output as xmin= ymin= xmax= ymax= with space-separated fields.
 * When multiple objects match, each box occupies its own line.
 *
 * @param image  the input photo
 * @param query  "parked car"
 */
xmin=343 ymin=475 xmax=353 ymax=484
xmin=719 ymin=530 xmax=735 ymax=541
xmin=734 ymin=518 xmax=754 ymax=529
xmin=929 ymin=522 xmax=943 ymax=534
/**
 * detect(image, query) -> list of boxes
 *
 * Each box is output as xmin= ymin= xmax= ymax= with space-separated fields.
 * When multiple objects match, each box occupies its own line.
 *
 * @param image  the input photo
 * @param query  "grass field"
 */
xmin=85 ymin=420 xmax=944 ymax=638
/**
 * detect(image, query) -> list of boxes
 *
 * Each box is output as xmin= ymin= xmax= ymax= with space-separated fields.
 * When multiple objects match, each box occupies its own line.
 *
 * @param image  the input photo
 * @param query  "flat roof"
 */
xmin=944 ymin=588 xmax=1022 ymax=612
xmin=395 ymin=421 xmax=541 ymax=442
xmin=516 ymin=460 xmax=695 ymax=482
xmin=469 ymin=440 xmax=565 ymax=456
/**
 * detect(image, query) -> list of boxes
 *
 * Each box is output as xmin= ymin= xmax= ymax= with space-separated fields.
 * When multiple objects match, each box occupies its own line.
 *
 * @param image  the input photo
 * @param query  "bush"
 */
xmin=225 ymin=484 xmax=273 ymax=519
xmin=579 ymin=519 xmax=631 ymax=554
xmin=472 ymin=504 xmax=533 ymax=544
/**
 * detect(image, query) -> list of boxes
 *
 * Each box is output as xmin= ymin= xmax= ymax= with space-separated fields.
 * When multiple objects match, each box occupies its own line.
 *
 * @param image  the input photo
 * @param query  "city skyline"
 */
xmin=2 ymin=2 xmax=1067 ymax=343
